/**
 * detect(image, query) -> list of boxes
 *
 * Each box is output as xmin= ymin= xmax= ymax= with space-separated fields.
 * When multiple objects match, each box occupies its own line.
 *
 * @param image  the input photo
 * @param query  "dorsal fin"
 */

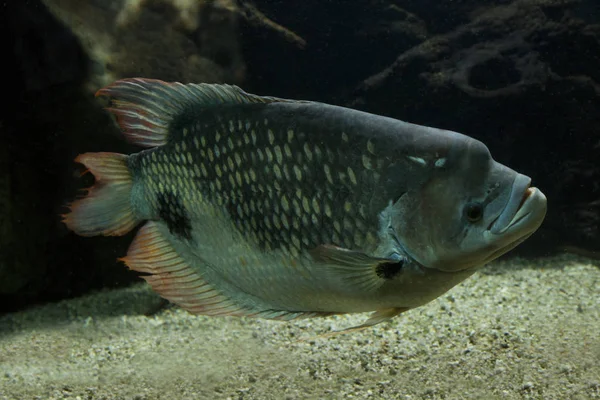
xmin=95 ymin=78 xmax=297 ymax=148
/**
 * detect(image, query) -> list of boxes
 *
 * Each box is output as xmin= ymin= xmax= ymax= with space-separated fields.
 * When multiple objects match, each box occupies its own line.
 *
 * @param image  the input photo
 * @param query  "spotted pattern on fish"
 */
xmin=128 ymin=112 xmax=384 ymax=259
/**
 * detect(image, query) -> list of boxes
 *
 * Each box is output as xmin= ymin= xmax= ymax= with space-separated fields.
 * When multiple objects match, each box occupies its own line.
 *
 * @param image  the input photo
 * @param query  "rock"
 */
xmin=40 ymin=0 xmax=246 ymax=92
xmin=241 ymin=0 xmax=428 ymax=99
xmin=1 ymin=0 xmax=97 ymax=301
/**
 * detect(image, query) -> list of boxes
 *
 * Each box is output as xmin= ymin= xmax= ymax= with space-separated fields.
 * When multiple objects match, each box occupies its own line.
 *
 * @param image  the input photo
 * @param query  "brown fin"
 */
xmin=121 ymin=221 xmax=334 ymax=321
xmin=299 ymin=307 xmax=409 ymax=341
xmin=309 ymin=245 xmax=401 ymax=293
xmin=96 ymin=78 xmax=300 ymax=148
xmin=62 ymin=152 xmax=139 ymax=237
xmin=121 ymin=221 xmax=247 ymax=316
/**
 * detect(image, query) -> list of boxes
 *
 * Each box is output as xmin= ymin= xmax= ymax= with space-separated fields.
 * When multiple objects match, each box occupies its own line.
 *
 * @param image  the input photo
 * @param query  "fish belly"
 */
xmin=157 ymin=200 xmax=387 ymax=314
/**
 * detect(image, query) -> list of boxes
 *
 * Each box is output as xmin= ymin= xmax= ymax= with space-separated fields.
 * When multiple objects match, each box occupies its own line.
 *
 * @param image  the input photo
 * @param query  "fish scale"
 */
xmin=63 ymin=78 xmax=546 ymax=333
xmin=130 ymin=110 xmax=381 ymax=258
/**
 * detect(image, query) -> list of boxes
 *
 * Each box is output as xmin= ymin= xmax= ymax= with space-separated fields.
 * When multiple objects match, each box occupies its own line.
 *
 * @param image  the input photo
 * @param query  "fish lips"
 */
xmin=477 ymin=176 xmax=546 ymax=267
xmin=489 ymin=174 xmax=536 ymax=235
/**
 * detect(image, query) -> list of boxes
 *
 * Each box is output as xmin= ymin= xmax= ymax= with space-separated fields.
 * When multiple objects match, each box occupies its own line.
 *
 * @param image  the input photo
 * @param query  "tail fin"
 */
xmin=63 ymin=152 xmax=139 ymax=237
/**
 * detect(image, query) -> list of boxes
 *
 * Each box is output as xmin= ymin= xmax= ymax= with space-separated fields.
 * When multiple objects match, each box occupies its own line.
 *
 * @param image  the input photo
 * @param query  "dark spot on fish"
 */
xmin=376 ymin=261 xmax=404 ymax=280
xmin=157 ymin=191 xmax=192 ymax=240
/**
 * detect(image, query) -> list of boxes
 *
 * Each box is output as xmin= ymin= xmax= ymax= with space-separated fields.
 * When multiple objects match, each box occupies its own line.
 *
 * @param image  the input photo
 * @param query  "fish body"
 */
xmin=64 ymin=79 xmax=547 ymax=328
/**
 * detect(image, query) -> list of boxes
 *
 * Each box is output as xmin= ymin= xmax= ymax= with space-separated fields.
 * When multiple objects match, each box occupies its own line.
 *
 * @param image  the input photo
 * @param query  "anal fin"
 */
xmin=121 ymin=221 xmax=248 ymax=317
xmin=121 ymin=221 xmax=336 ymax=321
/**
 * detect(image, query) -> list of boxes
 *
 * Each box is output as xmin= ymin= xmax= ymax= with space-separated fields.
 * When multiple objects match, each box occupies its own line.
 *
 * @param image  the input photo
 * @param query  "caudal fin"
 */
xmin=63 ymin=152 xmax=139 ymax=237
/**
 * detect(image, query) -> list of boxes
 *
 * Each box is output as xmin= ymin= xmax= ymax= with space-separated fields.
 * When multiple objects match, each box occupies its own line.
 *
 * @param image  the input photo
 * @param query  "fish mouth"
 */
xmin=489 ymin=174 xmax=532 ymax=234
xmin=481 ymin=184 xmax=547 ymax=264
xmin=500 ymin=185 xmax=546 ymax=234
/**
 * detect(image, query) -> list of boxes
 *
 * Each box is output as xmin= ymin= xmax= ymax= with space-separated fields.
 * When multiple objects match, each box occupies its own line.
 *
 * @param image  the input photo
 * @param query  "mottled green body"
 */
xmin=126 ymin=102 xmax=469 ymax=314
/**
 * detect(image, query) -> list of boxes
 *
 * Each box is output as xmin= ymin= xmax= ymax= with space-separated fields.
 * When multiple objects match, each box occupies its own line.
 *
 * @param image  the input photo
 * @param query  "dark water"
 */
xmin=1 ymin=0 xmax=599 ymax=313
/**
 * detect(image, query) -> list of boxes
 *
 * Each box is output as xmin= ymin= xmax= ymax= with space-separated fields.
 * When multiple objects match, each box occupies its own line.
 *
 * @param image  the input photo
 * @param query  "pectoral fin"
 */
xmin=309 ymin=244 xmax=405 ymax=292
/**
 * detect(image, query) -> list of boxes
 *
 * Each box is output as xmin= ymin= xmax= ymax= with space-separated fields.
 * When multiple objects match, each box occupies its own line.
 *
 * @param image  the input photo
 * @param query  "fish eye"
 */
xmin=464 ymin=202 xmax=483 ymax=222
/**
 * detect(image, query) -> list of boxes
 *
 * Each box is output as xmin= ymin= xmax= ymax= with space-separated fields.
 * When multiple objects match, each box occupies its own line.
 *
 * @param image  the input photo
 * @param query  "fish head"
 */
xmin=387 ymin=136 xmax=547 ymax=273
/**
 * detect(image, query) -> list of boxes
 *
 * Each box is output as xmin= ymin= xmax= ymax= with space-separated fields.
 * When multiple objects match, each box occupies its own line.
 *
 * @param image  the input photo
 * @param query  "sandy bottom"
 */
xmin=0 ymin=255 xmax=598 ymax=400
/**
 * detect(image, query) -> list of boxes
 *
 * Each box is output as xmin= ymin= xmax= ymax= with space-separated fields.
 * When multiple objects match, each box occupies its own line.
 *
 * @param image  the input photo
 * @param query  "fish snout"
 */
xmin=489 ymin=174 xmax=543 ymax=235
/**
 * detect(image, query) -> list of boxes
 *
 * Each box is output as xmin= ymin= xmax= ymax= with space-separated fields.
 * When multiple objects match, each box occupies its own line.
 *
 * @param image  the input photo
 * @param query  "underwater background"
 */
xmin=0 ymin=0 xmax=598 ymax=398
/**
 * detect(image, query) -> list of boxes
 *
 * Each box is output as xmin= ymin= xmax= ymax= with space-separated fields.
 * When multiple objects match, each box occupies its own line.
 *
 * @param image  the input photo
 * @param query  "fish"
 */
xmin=63 ymin=78 xmax=547 ymax=332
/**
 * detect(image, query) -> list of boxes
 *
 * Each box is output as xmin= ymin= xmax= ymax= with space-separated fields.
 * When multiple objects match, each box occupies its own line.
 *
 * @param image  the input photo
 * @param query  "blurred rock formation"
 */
xmin=40 ymin=0 xmax=247 ymax=91
xmin=239 ymin=0 xmax=429 ymax=99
